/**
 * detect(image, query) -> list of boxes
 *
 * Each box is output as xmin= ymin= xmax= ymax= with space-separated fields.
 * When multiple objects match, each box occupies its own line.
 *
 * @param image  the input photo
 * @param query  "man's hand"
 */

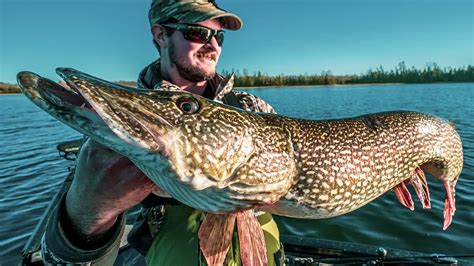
xmin=65 ymin=139 xmax=157 ymax=238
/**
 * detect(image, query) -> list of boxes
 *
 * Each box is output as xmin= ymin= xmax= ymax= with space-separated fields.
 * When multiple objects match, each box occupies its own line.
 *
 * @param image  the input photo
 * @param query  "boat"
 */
xmin=20 ymin=140 xmax=472 ymax=265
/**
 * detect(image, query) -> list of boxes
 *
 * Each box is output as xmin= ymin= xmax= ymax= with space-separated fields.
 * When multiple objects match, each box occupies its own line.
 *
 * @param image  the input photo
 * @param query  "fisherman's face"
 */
xmin=167 ymin=19 xmax=222 ymax=82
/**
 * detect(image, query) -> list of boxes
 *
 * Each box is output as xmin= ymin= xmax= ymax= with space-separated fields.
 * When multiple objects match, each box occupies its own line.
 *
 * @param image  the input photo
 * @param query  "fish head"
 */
xmin=17 ymin=68 xmax=282 ymax=199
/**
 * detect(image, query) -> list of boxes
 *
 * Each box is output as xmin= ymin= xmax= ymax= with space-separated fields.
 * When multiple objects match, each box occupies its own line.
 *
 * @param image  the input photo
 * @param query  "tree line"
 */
xmin=222 ymin=62 xmax=474 ymax=87
xmin=2 ymin=62 xmax=473 ymax=94
xmin=349 ymin=62 xmax=474 ymax=84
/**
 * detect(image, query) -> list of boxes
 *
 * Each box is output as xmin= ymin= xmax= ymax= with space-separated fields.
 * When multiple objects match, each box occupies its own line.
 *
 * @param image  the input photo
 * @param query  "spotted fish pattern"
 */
xmin=263 ymin=113 xmax=463 ymax=222
xmin=17 ymin=68 xmax=464 ymax=230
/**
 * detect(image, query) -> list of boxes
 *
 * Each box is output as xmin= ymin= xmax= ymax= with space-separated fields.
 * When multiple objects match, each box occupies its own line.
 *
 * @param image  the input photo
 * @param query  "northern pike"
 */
xmin=18 ymin=68 xmax=463 ymax=265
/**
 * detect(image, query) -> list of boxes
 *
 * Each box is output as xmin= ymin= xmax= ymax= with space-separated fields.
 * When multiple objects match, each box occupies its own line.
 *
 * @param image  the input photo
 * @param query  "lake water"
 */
xmin=1 ymin=83 xmax=473 ymax=264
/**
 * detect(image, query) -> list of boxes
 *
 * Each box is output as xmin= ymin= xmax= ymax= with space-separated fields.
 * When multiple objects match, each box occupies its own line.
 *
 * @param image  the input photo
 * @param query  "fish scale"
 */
xmin=17 ymin=68 xmax=464 ymax=230
xmin=261 ymin=112 xmax=463 ymax=220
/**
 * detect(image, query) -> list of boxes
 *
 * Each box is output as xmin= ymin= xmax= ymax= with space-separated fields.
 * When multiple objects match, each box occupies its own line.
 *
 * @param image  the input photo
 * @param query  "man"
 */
xmin=42 ymin=0 xmax=282 ymax=265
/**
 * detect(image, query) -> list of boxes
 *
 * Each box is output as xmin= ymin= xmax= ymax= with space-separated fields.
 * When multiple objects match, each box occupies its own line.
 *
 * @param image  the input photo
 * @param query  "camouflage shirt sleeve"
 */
xmin=41 ymin=193 xmax=125 ymax=265
xmin=233 ymin=90 xmax=277 ymax=114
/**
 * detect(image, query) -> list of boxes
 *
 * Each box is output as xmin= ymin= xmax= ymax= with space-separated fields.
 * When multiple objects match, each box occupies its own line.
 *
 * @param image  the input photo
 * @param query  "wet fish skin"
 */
xmin=17 ymin=68 xmax=464 ymax=229
xmin=263 ymin=112 xmax=462 ymax=222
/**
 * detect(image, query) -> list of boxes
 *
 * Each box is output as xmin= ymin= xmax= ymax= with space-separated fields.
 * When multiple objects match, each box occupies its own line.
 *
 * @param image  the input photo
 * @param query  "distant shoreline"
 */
xmin=0 ymin=83 xmax=425 ymax=94
xmin=235 ymin=82 xmax=404 ymax=89
xmin=3 ymin=63 xmax=473 ymax=93
xmin=235 ymin=81 xmax=474 ymax=89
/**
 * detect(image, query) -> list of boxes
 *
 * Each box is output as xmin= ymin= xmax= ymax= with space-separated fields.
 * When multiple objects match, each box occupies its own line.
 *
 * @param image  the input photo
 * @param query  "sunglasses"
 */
xmin=163 ymin=23 xmax=225 ymax=46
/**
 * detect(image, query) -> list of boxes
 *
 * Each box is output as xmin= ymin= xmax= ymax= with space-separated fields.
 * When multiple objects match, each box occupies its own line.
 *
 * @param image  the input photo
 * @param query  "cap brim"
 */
xmin=173 ymin=8 xmax=242 ymax=30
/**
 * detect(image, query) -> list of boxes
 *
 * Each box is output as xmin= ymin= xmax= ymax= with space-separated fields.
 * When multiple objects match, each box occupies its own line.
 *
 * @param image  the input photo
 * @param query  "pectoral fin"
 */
xmin=237 ymin=210 xmax=268 ymax=266
xmin=198 ymin=213 xmax=236 ymax=266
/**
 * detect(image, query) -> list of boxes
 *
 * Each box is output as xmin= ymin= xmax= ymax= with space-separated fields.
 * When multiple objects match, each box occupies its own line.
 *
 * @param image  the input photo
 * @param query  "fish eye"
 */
xmin=176 ymin=97 xmax=200 ymax=114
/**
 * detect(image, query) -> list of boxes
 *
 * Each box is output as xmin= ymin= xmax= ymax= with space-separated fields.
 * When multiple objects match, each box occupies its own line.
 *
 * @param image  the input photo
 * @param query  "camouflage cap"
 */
xmin=149 ymin=0 xmax=242 ymax=30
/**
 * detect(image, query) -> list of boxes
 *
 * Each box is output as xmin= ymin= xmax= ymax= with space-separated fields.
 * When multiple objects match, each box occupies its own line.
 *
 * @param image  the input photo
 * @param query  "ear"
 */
xmin=151 ymin=24 xmax=169 ymax=48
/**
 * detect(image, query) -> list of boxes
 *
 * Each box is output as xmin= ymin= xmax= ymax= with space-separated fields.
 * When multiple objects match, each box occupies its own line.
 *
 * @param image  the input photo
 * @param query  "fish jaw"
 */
xmin=16 ymin=71 xmax=120 ymax=150
xmin=55 ymin=67 xmax=174 ymax=155
xmin=17 ymin=70 xmax=169 ymax=167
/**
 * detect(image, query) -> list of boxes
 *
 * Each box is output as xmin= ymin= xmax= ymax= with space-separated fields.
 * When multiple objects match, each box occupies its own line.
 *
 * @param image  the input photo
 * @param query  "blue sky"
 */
xmin=1 ymin=0 xmax=473 ymax=83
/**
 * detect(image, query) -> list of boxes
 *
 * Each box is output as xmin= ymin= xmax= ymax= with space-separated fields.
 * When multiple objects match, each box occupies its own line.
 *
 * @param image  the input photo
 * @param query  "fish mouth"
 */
xmin=17 ymin=71 xmax=91 ymax=111
xmin=57 ymin=67 xmax=175 ymax=151
xmin=17 ymin=68 xmax=172 ymax=153
xmin=16 ymin=70 xmax=128 ymax=156
xmin=16 ymin=71 xmax=98 ymax=125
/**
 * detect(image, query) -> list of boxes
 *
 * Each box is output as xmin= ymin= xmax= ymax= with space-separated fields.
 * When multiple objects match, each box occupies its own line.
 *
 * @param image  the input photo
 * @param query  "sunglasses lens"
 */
xmin=186 ymin=27 xmax=210 ymax=44
xmin=215 ymin=32 xmax=224 ymax=46
xmin=167 ymin=24 xmax=225 ymax=46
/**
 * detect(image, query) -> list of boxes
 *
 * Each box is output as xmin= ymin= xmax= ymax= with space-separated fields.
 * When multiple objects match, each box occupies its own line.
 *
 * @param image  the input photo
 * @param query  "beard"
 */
xmin=168 ymin=42 xmax=215 ymax=82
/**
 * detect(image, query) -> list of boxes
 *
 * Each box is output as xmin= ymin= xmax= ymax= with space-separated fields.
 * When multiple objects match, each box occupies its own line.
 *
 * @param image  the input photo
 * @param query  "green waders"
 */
xmin=146 ymin=205 xmax=281 ymax=265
